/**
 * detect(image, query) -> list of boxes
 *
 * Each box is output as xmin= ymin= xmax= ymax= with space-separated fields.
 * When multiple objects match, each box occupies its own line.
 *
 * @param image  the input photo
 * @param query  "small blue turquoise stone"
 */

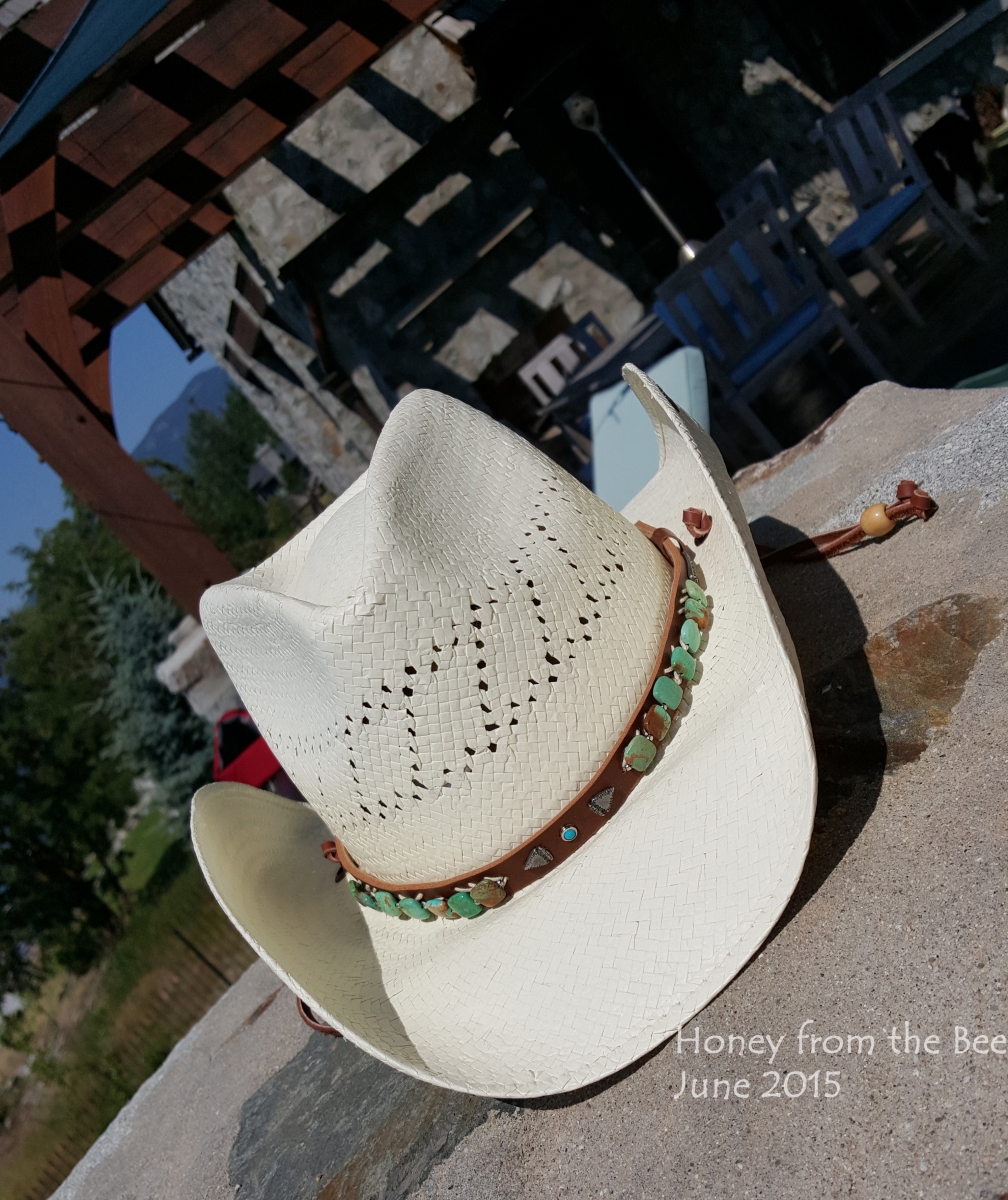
xmin=374 ymin=890 xmax=400 ymax=916
xmin=653 ymin=674 xmax=684 ymax=711
xmin=670 ymin=646 xmax=696 ymax=681
xmin=561 ymin=825 xmax=578 ymax=842
xmin=680 ymin=618 xmax=701 ymax=654
xmin=447 ymin=891 xmax=483 ymax=918
xmin=398 ymin=896 xmax=431 ymax=920
xmin=684 ymin=579 xmax=708 ymax=605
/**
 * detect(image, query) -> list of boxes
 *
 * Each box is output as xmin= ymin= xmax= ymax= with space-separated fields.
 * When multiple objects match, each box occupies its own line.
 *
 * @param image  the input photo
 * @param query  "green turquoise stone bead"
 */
xmin=374 ymin=890 xmax=400 ymax=916
xmin=398 ymin=896 xmax=431 ymax=920
xmin=623 ymin=733 xmax=657 ymax=772
xmin=350 ymin=882 xmax=378 ymax=910
xmin=683 ymin=598 xmax=707 ymax=621
xmin=653 ymin=674 xmax=684 ymax=711
xmin=670 ymin=646 xmax=696 ymax=681
xmin=469 ymin=879 xmax=507 ymax=907
xmin=642 ymin=703 xmax=672 ymax=742
xmin=684 ymin=579 xmax=708 ymax=605
xmin=680 ymin=618 xmax=701 ymax=654
xmin=424 ymin=897 xmax=450 ymax=917
xmin=447 ymin=891 xmax=483 ymax=918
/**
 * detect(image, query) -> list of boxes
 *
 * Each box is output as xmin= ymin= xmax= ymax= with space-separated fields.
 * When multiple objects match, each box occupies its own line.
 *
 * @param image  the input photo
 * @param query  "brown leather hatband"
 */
xmin=322 ymin=522 xmax=692 ymax=903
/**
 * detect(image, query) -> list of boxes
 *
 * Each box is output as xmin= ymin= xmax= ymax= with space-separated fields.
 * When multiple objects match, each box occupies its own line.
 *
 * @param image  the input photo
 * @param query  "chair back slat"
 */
xmin=674 ymin=278 xmax=742 ymax=365
xmin=831 ymin=117 xmax=884 ymax=208
xmin=716 ymin=159 xmax=797 ymax=227
xmin=855 ymin=103 xmax=900 ymax=172
xmin=735 ymin=224 xmax=800 ymax=301
xmin=821 ymin=93 xmax=927 ymax=214
xmin=876 ymin=93 xmax=930 ymax=184
xmin=655 ymin=199 xmax=826 ymax=382
xmin=711 ymin=246 xmax=771 ymax=332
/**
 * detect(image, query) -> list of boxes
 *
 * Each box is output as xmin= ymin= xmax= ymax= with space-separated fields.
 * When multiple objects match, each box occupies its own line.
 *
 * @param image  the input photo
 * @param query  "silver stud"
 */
xmin=588 ymin=786 xmax=614 ymax=815
xmin=523 ymin=846 xmax=553 ymax=870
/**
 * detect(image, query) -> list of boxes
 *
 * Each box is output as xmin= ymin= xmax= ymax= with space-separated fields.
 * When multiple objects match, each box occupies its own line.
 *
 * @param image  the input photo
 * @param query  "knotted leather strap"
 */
xmin=323 ymin=523 xmax=690 ymax=903
xmin=682 ymin=507 xmax=712 ymax=543
xmin=757 ymin=480 xmax=936 ymax=565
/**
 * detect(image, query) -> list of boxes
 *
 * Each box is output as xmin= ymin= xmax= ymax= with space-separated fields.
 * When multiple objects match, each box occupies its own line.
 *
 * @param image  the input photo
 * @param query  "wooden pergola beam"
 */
xmin=0 ymin=312 xmax=235 ymax=616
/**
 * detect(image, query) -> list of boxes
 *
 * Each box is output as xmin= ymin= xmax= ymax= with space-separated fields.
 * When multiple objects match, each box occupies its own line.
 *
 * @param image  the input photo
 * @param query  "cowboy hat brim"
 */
xmin=191 ymin=366 xmax=816 ymax=1097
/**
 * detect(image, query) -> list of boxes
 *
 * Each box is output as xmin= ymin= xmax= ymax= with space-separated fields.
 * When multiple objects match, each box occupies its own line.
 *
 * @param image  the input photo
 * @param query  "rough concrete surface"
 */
xmin=57 ymin=382 xmax=1008 ymax=1200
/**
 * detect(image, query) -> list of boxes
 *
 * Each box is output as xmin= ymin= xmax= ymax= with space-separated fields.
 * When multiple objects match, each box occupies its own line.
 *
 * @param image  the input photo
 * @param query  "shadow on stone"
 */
xmin=229 ymin=1034 xmax=499 ymax=1200
xmin=752 ymin=515 xmax=884 ymax=932
xmin=517 ymin=1038 xmax=670 ymax=1111
xmin=755 ymin=515 xmax=1004 ymax=935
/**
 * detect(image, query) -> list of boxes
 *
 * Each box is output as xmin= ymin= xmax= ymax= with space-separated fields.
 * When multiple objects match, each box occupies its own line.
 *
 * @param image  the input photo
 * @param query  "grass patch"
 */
xmin=0 ymin=848 xmax=256 ymax=1200
xmin=120 ymin=812 xmax=176 ymax=892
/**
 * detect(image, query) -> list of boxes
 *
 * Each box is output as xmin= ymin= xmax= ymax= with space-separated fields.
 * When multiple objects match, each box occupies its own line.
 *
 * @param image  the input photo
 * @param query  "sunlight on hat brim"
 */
xmin=191 ymin=368 xmax=816 ymax=1097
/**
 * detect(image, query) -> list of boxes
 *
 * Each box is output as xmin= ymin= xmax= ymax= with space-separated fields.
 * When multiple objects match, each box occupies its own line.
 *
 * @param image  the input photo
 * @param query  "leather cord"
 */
xmin=682 ymin=507 xmax=712 ymax=543
xmin=757 ymin=480 xmax=936 ymax=564
xmin=296 ymin=995 xmax=342 ymax=1036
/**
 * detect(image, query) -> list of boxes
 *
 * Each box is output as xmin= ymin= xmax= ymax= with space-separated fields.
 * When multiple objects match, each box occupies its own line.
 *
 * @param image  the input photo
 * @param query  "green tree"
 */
xmin=1 ymin=391 xmax=304 ymax=993
xmin=154 ymin=388 xmax=299 ymax=570
xmin=90 ymin=571 xmax=213 ymax=820
xmin=0 ymin=501 xmax=137 ymax=988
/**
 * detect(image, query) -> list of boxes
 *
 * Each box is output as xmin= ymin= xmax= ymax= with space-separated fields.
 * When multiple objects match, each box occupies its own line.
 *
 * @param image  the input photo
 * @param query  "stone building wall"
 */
xmin=158 ymin=11 xmax=642 ymax=489
xmin=160 ymin=234 xmax=377 ymax=497
xmin=158 ymin=21 xmax=484 ymax=495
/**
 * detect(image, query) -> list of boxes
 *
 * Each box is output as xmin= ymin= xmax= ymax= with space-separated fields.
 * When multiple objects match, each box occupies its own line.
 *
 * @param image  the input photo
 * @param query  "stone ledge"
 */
xmin=58 ymin=382 xmax=1008 ymax=1200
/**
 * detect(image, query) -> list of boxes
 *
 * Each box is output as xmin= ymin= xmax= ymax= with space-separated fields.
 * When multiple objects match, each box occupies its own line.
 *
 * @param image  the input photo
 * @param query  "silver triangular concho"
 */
xmin=588 ymin=786 xmax=614 ymax=815
xmin=523 ymin=846 xmax=553 ymax=871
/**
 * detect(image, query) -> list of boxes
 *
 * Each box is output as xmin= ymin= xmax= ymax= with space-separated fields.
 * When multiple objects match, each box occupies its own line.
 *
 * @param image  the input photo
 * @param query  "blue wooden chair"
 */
xmin=654 ymin=198 xmax=887 ymax=456
xmin=717 ymin=158 xmax=894 ymax=357
xmin=817 ymin=93 xmax=986 ymax=328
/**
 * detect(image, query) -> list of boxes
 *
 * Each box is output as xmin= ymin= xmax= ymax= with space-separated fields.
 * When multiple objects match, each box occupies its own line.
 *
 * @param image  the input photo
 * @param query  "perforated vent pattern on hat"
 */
xmin=202 ymin=391 xmax=670 ymax=880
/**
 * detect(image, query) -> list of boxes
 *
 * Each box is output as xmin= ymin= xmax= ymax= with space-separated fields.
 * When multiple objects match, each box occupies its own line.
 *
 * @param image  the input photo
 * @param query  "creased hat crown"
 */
xmin=200 ymin=390 xmax=670 ymax=880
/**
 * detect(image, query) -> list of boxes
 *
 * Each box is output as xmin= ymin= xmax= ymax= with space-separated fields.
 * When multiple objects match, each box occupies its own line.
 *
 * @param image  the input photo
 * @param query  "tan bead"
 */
xmin=642 ymin=704 xmax=672 ymax=742
xmin=859 ymin=504 xmax=896 ymax=538
xmin=469 ymin=879 xmax=507 ymax=907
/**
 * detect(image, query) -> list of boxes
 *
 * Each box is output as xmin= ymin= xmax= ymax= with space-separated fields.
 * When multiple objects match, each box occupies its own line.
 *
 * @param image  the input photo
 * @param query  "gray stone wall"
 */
xmin=158 ymin=23 xmax=482 ymax=496
xmin=159 ymin=15 xmax=642 ymax=477
xmin=160 ymin=235 xmax=376 ymax=497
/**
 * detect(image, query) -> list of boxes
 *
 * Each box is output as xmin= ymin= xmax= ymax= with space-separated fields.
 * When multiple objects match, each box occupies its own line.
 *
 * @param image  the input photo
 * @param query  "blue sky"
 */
xmin=0 ymin=306 xmax=209 ymax=616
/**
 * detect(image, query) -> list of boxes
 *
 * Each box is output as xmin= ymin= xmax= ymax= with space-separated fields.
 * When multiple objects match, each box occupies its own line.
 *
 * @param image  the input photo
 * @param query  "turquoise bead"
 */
xmin=424 ymin=897 xmax=450 ymax=917
xmin=642 ymin=703 xmax=671 ymax=742
xmin=447 ymin=891 xmax=483 ymax=918
xmin=683 ymin=598 xmax=707 ymax=621
xmin=374 ymin=890 xmax=400 ymax=916
xmin=653 ymin=675 xmax=684 ymax=711
xmin=680 ymin=618 xmax=701 ymax=654
xmin=684 ymin=579 xmax=708 ymax=605
xmin=623 ymin=733 xmax=657 ymax=772
xmin=469 ymin=879 xmax=507 ymax=907
xmin=350 ymin=881 xmax=378 ymax=910
xmin=398 ymin=896 xmax=431 ymax=921
xmin=670 ymin=646 xmax=696 ymax=681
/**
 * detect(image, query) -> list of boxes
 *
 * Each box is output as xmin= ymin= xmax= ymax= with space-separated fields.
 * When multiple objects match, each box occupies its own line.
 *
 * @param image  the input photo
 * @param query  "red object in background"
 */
xmin=213 ymin=709 xmax=304 ymax=800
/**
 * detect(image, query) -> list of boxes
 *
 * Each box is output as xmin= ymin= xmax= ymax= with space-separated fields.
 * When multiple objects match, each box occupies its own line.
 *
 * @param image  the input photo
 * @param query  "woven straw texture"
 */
xmin=201 ymin=392 xmax=668 ymax=880
xmin=192 ymin=367 xmax=816 ymax=1097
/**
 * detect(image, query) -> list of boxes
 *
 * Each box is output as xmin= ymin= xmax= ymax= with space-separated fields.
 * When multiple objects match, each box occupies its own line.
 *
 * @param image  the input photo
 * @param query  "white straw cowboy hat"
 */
xmin=191 ymin=365 xmax=815 ymax=1097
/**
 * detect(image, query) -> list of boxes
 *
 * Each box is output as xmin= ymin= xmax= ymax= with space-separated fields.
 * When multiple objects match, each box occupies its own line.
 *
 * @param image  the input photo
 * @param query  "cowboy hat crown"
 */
xmin=200 ymin=390 xmax=671 ymax=882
